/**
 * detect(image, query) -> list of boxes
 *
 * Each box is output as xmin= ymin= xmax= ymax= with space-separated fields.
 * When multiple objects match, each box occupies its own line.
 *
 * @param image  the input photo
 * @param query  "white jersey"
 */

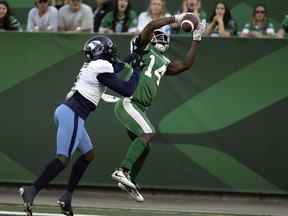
xmin=67 ymin=59 xmax=114 ymax=106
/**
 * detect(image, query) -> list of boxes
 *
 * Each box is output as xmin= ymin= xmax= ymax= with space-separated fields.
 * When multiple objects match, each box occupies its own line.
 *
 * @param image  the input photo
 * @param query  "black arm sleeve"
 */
xmin=97 ymin=69 xmax=140 ymax=97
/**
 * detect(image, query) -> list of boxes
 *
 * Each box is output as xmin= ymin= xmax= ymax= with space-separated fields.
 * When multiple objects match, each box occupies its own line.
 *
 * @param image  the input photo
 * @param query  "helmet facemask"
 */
xmin=151 ymin=30 xmax=170 ymax=53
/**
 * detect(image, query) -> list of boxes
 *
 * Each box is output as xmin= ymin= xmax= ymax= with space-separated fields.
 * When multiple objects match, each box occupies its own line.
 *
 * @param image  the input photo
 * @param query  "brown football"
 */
xmin=181 ymin=13 xmax=199 ymax=32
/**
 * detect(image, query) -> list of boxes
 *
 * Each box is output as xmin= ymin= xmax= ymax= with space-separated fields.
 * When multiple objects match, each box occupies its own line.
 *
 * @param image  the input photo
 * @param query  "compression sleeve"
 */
xmin=97 ymin=68 xmax=140 ymax=97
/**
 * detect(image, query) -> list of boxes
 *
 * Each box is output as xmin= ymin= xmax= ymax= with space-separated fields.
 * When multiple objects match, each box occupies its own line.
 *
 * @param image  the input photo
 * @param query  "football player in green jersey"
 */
xmin=112 ymin=14 xmax=206 ymax=202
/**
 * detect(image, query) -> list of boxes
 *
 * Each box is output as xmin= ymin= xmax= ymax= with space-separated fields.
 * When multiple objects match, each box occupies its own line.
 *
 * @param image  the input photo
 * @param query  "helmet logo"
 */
xmin=83 ymin=36 xmax=116 ymax=61
xmin=87 ymin=40 xmax=104 ymax=56
xmin=151 ymin=29 xmax=170 ymax=53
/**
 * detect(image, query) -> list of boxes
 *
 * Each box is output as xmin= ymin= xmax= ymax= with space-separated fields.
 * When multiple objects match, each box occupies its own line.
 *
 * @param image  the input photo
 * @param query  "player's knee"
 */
xmin=56 ymin=155 xmax=70 ymax=167
xmin=83 ymin=149 xmax=95 ymax=162
xmin=140 ymin=133 xmax=155 ymax=144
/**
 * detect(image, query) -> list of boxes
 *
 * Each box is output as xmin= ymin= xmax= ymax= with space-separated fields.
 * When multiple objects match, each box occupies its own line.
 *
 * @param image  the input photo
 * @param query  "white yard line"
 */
xmin=0 ymin=211 xmax=104 ymax=216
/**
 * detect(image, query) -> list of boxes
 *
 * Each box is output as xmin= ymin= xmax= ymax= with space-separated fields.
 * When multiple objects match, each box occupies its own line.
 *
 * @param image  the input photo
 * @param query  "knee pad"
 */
xmin=83 ymin=149 xmax=95 ymax=162
xmin=140 ymin=133 xmax=155 ymax=144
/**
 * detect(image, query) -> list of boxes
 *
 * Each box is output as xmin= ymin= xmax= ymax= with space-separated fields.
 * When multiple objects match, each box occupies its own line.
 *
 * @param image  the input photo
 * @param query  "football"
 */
xmin=181 ymin=13 xmax=199 ymax=32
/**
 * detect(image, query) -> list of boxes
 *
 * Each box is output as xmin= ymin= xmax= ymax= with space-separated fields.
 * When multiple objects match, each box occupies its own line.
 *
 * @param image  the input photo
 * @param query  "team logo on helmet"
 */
xmin=87 ymin=41 xmax=105 ymax=56
xmin=83 ymin=36 xmax=117 ymax=62
xmin=151 ymin=29 xmax=170 ymax=53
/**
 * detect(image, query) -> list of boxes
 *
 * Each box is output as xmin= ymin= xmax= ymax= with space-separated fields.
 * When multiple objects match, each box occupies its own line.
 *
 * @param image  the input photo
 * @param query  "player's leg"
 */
xmin=126 ymin=129 xmax=137 ymax=141
xmin=125 ymin=129 xmax=151 ymax=181
xmin=19 ymin=105 xmax=80 ymax=214
xmin=112 ymin=99 xmax=155 ymax=201
xmin=58 ymin=127 xmax=94 ymax=216
xmin=130 ymin=144 xmax=151 ymax=180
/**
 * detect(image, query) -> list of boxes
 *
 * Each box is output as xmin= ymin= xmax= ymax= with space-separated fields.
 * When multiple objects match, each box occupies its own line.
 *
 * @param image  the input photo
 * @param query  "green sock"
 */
xmin=130 ymin=145 xmax=151 ymax=181
xmin=121 ymin=137 xmax=147 ymax=170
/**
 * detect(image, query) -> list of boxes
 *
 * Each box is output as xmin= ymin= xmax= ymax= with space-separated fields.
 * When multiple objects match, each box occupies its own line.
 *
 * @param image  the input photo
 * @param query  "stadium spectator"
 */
xmin=93 ymin=0 xmax=112 ymax=32
xmin=0 ymin=0 xmax=22 ymax=31
xmin=58 ymin=0 xmax=94 ymax=33
xmin=99 ymin=0 xmax=137 ymax=34
xmin=137 ymin=0 xmax=171 ymax=35
xmin=276 ymin=15 xmax=288 ymax=39
xmin=173 ymin=0 xmax=206 ymax=34
xmin=205 ymin=1 xmax=237 ymax=37
xmin=179 ymin=0 xmax=188 ymax=13
xmin=186 ymin=0 xmax=206 ymax=21
xmin=52 ymin=0 xmax=67 ymax=10
xmin=27 ymin=0 xmax=58 ymax=32
xmin=240 ymin=4 xmax=275 ymax=38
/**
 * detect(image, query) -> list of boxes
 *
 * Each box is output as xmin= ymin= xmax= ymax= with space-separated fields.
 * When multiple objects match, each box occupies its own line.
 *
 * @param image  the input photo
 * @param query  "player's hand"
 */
xmin=173 ymin=12 xmax=194 ymax=24
xmin=130 ymin=36 xmax=147 ymax=56
xmin=193 ymin=20 xmax=207 ymax=41
xmin=130 ymin=53 xmax=144 ymax=72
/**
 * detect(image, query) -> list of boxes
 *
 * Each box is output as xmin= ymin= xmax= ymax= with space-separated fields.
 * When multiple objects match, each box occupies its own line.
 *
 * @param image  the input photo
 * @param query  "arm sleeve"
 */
xmin=266 ymin=22 xmax=275 ymax=35
xmin=58 ymin=10 xmax=65 ymax=30
xmin=227 ymin=19 xmax=238 ymax=36
xmin=26 ymin=10 xmax=34 ymax=32
xmin=137 ymin=12 xmax=149 ymax=32
xmin=282 ymin=15 xmax=288 ymax=32
xmin=128 ymin=11 xmax=138 ymax=33
xmin=9 ymin=16 xmax=22 ymax=31
xmin=97 ymin=68 xmax=140 ymax=97
xmin=80 ymin=6 xmax=94 ymax=31
xmin=241 ymin=23 xmax=250 ymax=34
xmin=48 ymin=7 xmax=58 ymax=32
xmin=100 ymin=12 xmax=113 ymax=29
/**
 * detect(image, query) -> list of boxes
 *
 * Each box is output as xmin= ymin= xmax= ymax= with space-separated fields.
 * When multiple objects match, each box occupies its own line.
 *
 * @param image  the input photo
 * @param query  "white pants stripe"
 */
xmin=122 ymin=98 xmax=153 ymax=133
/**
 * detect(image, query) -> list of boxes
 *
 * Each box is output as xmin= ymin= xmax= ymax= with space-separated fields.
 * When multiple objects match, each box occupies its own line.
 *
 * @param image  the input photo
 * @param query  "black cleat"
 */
xmin=19 ymin=186 xmax=36 ymax=216
xmin=57 ymin=191 xmax=74 ymax=216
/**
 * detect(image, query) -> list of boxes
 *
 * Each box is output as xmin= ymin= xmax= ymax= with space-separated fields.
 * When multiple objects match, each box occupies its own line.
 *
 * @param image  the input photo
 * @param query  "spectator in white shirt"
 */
xmin=27 ymin=0 xmax=58 ymax=32
xmin=137 ymin=0 xmax=171 ymax=35
xmin=58 ymin=0 xmax=94 ymax=33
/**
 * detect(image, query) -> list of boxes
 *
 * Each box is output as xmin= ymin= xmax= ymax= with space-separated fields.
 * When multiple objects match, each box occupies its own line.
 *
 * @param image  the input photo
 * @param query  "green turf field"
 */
xmin=0 ymin=204 xmax=255 ymax=216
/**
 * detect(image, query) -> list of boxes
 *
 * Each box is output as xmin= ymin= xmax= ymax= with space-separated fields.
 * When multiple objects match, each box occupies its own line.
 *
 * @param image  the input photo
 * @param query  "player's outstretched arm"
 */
xmin=136 ymin=14 xmax=188 ymax=51
xmin=166 ymin=20 xmax=206 ymax=76
xmin=97 ymin=54 xmax=142 ymax=97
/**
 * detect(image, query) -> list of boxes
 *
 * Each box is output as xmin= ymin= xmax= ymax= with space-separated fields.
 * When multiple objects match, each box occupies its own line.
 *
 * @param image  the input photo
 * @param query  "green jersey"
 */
xmin=242 ymin=21 xmax=275 ymax=35
xmin=100 ymin=10 xmax=137 ymax=33
xmin=281 ymin=15 xmax=288 ymax=32
xmin=131 ymin=45 xmax=171 ymax=108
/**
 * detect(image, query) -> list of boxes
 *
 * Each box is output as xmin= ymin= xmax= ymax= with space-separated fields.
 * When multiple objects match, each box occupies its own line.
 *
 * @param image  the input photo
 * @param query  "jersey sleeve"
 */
xmin=9 ymin=16 xmax=22 ymax=31
xmin=266 ymin=22 xmax=275 ymax=35
xmin=128 ymin=10 xmax=138 ymax=33
xmin=90 ymin=60 xmax=114 ymax=76
xmin=241 ymin=23 xmax=251 ymax=34
xmin=80 ymin=6 xmax=94 ymax=32
xmin=226 ymin=19 xmax=238 ymax=36
xmin=137 ymin=12 xmax=149 ymax=32
xmin=282 ymin=15 xmax=288 ymax=32
xmin=58 ymin=8 xmax=66 ymax=30
xmin=48 ymin=7 xmax=58 ymax=32
xmin=100 ymin=12 xmax=113 ymax=29
xmin=26 ymin=9 xmax=35 ymax=32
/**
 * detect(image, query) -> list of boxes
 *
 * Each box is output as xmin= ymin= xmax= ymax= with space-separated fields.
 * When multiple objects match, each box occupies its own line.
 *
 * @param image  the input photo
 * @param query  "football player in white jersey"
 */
xmin=19 ymin=36 xmax=143 ymax=216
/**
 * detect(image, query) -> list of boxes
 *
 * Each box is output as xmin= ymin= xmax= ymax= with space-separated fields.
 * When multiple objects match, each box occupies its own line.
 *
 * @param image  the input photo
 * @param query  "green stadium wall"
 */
xmin=0 ymin=32 xmax=288 ymax=195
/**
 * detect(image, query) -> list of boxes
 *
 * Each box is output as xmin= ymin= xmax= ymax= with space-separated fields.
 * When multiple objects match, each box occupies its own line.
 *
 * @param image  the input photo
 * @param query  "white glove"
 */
xmin=193 ymin=20 xmax=207 ymax=41
xmin=173 ymin=12 xmax=194 ymax=24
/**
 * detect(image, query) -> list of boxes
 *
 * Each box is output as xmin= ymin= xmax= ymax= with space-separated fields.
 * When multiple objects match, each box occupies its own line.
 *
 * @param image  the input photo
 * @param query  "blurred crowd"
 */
xmin=0 ymin=0 xmax=287 ymax=39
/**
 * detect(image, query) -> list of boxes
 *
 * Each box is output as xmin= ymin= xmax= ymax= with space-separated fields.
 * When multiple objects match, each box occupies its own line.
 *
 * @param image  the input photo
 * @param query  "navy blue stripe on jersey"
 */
xmin=97 ymin=68 xmax=140 ymax=97
xmin=68 ymin=113 xmax=79 ymax=157
xmin=64 ymin=91 xmax=96 ymax=120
